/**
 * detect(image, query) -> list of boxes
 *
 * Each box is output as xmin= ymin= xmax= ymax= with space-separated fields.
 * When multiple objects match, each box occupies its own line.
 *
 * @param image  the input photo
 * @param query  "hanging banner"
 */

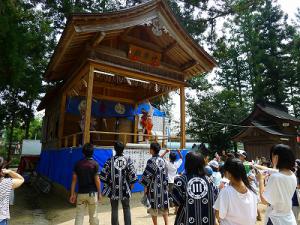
xmin=66 ymin=97 xmax=134 ymax=118
xmin=65 ymin=97 xmax=166 ymax=118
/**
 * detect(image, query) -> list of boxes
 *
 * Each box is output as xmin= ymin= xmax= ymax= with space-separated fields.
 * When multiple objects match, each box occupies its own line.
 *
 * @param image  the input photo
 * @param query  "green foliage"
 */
xmin=2 ymin=118 xmax=42 ymax=144
xmin=187 ymin=75 xmax=248 ymax=151
xmin=185 ymin=0 xmax=300 ymax=150
xmin=0 ymin=0 xmax=53 ymax=160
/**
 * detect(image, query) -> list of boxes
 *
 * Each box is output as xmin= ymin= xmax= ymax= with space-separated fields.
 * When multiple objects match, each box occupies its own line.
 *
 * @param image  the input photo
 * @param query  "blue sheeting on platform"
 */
xmin=36 ymin=148 xmax=189 ymax=193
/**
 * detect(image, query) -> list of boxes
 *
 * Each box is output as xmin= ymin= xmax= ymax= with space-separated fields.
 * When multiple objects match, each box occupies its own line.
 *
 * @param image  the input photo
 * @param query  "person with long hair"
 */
xmin=292 ymin=159 xmax=300 ymax=221
xmin=171 ymin=152 xmax=215 ymax=225
xmin=0 ymin=157 xmax=24 ymax=225
xmin=214 ymin=158 xmax=258 ymax=225
xmin=258 ymin=144 xmax=297 ymax=225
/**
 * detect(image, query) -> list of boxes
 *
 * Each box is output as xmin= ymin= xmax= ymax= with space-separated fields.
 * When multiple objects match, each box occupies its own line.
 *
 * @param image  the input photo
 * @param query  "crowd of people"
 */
xmin=1 ymin=141 xmax=298 ymax=225
xmin=69 ymin=142 xmax=300 ymax=225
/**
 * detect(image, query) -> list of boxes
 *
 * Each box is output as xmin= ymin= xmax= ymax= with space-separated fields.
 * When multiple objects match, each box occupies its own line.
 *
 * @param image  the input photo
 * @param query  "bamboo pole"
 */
xmin=180 ymin=86 xmax=186 ymax=149
xmin=83 ymin=65 xmax=94 ymax=144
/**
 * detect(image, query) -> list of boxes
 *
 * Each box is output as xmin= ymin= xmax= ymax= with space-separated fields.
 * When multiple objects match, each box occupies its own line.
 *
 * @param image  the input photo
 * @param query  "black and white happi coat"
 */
xmin=171 ymin=174 xmax=215 ymax=225
xmin=141 ymin=155 xmax=169 ymax=210
xmin=100 ymin=154 xmax=138 ymax=200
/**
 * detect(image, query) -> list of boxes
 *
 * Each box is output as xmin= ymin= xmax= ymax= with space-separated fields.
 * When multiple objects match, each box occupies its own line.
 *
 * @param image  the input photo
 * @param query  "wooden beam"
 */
xmin=137 ymin=88 xmax=177 ymax=104
xmin=92 ymin=93 xmax=135 ymax=104
xmin=62 ymin=62 xmax=89 ymax=93
xmin=83 ymin=65 xmax=94 ymax=144
xmin=181 ymin=60 xmax=197 ymax=72
xmin=45 ymin=26 xmax=75 ymax=79
xmin=163 ymin=41 xmax=178 ymax=55
xmin=89 ymin=59 xmax=187 ymax=87
xmin=180 ymin=86 xmax=186 ymax=149
xmin=91 ymin=32 xmax=106 ymax=48
xmin=58 ymin=93 xmax=67 ymax=148
xmin=93 ymin=81 xmax=137 ymax=93
xmin=121 ymin=35 xmax=162 ymax=53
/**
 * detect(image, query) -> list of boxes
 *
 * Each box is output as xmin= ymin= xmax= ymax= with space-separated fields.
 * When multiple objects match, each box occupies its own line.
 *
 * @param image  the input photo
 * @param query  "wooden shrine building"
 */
xmin=233 ymin=102 xmax=300 ymax=159
xmin=38 ymin=0 xmax=216 ymax=150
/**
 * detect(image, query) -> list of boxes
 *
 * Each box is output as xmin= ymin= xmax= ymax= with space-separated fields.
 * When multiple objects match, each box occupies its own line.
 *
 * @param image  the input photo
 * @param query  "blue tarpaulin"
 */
xmin=134 ymin=103 xmax=166 ymax=117
xmin=36 ymin=148 xmax=189 ymax=193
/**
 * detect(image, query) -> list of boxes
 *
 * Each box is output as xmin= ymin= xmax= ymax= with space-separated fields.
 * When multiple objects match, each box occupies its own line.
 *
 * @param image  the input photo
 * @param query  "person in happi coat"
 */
xmin=100 ymin=141 xmax=138 ymax=225
xmin=171 ymin=152 xmax=215 ymax=225
xmin=141 ymin=142 xmax=169 ymax=225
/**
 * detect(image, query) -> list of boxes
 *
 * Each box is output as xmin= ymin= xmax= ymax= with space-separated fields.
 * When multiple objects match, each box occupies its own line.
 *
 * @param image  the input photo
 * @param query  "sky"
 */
xmin=170 ymin=0 xmax=300 ymax=125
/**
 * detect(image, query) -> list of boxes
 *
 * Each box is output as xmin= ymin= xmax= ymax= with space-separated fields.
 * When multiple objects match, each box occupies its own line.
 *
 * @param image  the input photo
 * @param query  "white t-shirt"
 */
xmin=0 ymin=178 xmax=13 ymax=220
xmin=263 ymin=172 xmax=297 ymax=225
xmin=165 ymin=159 xmax=182 ymax=183
xmin=213 ymin=185 xmax=258 ymax=225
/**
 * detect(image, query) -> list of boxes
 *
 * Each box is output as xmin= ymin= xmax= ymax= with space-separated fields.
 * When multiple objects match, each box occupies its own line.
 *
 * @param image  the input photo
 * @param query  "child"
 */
xmin=100 ymin=141 xmax=138 ymax=225
xmin=161 ymin=149 xmax=183 ymax=214
xmin=141 ymin=143 xmax=169 ymax=225
xmin=209 ymin=160 xmax=222 ymax=188
xmin=171 ymin=152 xmax=215 ymax=225
xmin=214 ymin=158 xmax=258 ymax=225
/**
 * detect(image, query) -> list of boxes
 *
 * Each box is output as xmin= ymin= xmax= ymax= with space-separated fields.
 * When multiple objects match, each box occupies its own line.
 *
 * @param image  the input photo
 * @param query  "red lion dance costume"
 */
xmin=140 ymin=102 xmax=153 ymax=142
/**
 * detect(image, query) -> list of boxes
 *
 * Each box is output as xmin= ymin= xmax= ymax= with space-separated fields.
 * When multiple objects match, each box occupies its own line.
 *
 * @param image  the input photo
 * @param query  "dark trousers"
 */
xmin=267 ymin=219 xmax=273 ymax=225
xmin=110 ymin=199 xmax=131 ymax=225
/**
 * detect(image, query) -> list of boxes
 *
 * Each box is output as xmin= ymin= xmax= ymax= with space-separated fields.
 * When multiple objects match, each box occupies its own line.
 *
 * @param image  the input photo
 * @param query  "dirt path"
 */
xmin=9 ymin=185 xmax=296 ymax=225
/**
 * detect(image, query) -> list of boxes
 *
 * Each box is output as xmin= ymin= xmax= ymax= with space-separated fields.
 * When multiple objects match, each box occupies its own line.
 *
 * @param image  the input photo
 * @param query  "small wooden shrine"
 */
xmin=38 ymin=0 xmax=216 ymax=150
xmin=233 ymin=102 xmax=300 ymax=159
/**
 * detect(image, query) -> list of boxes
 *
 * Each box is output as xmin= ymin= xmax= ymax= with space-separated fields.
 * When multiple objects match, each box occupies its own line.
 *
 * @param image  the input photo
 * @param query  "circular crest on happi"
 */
xmin=155 ymin=157 xmax=165 ymax=170
xmin=114 ymin=157 xmax=127 ymax=170
xmin=187 ymin=177 xmax=208 ymax=200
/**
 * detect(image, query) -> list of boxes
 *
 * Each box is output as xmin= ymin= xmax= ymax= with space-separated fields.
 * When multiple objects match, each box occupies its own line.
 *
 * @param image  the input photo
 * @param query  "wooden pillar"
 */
xmin=180 ymin=86 xmax=186 ymax=149
xmin=58 ymin=93 xmax=66 ymax=148
xmin=83 ymin=65 xmax=94 ymax=144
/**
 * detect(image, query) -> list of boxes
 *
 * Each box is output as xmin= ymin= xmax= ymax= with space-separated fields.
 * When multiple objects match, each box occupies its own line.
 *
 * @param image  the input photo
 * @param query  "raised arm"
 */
xmin=2 ymin=169 xmax=24 ymax=189
xmin=257 ymin=172 xmax=268 ymax=205
xmin=161 ymin=149 xmax=170 ymax=158
xmin=177 ymin=149 xmax=183 ymax=159
xmin=147 ymin=100 xmax=154 ymax=117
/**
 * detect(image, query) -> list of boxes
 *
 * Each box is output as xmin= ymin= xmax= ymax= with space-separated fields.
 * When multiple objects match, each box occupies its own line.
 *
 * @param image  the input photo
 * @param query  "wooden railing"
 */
xmin=61 ymin=131 xmax=180 ymax=148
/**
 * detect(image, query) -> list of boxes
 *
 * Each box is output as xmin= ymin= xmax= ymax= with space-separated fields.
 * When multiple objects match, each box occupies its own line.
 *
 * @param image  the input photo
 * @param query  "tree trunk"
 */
xmin=24 ymin=100 xmax=33 ymax=139
xmin=7 ymin=116 xmax=15 ymax=163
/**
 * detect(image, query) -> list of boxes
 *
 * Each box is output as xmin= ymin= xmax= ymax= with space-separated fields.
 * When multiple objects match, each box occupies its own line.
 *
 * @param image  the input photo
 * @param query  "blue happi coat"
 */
xmin=100 ymin=155 xmax=137 ymax=200
xmin=141 ymin=155 xmax=169 ymax=210
xmin=171 ymin=174 xmax=215 ymax=225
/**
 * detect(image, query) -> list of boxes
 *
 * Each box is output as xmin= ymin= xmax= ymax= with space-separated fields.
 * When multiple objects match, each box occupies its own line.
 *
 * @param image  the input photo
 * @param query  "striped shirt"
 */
xmin=0 ymin=178 xmax=13 ymax=220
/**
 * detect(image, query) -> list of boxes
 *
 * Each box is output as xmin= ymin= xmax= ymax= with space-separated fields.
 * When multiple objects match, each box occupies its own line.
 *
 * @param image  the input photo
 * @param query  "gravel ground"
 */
xmin=9 ymin=185 xmax=298 ymax=225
